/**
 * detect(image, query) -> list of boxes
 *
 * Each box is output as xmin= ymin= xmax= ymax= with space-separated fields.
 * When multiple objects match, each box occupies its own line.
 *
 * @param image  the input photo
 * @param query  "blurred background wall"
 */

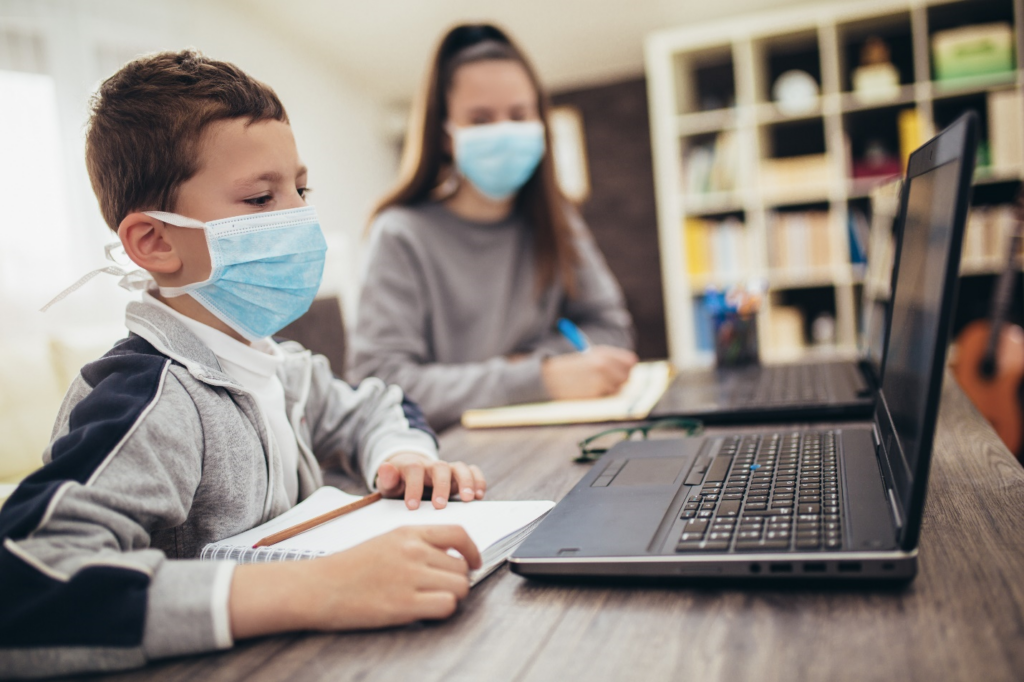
xmin=0 ymin=0 xmax=806 ymax=351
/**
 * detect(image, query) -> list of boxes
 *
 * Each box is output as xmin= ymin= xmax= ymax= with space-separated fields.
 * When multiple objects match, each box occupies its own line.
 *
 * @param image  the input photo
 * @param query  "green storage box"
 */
xmin=932 ymin=22 xmax=1016 ymax=81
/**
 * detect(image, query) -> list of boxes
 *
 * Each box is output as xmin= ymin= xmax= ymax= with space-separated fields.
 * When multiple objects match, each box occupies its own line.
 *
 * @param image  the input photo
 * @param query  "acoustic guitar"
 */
xmin=951 ymin=196 xmax=1024 ymax=460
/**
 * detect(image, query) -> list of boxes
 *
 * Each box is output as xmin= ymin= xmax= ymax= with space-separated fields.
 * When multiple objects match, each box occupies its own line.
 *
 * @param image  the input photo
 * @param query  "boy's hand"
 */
xmin=377 ymin=452 xmax=487 ymax=510
xmin=230 ymin=525 xmax=482 ymax=638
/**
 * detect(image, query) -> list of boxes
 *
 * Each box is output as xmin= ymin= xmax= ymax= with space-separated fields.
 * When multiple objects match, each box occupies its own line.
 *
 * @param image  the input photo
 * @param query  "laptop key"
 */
xmin=718 ymin=501 xmax=741 ymax=517
xmin=683 ymin=519 xmax=709 ymax=534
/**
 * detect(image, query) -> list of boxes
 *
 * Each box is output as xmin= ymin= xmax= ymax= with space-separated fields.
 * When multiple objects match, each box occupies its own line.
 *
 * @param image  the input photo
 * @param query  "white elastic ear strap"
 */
xmin=143 ymin=211 xmax=207 ymax=229
xmin=40 ymin=265 xmax=152 ymax=312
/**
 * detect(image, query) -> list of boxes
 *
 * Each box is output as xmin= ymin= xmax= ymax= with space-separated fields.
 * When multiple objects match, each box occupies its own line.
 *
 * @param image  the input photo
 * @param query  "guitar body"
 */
xmin=952 ymin=320 xmax=1024 ymax=457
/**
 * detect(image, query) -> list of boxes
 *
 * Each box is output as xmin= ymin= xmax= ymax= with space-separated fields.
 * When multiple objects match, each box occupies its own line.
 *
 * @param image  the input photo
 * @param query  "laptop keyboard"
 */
xmin=676 ymin=431 xmax=842 ymax=552
xmin=739 ymin=365 xmax=832 ymax=406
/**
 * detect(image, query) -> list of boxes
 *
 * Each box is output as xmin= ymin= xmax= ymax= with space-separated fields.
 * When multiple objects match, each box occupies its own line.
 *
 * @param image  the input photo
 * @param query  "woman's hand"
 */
xmin=541 ymin=346 xmax=638 ymax=400
xmin=377 ymin=453 xmax=487 ymax=509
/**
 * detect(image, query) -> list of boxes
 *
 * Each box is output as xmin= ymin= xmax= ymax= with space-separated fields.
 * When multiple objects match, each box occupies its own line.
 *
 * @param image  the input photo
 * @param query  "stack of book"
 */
xmin=759 ymin=154 xmax=834 ymax=197
xmin=987 ymin=89 xmax=1023 ymax=171
xmin=684 ymin=216 xmax=749 ymax=279
xmin=766 ymin=211 xmax=832 ymax=277
xmin=684 ymin=131 xmax=739 ymax=196
xmin=962 ymin=204 xmax=1019 ymax=272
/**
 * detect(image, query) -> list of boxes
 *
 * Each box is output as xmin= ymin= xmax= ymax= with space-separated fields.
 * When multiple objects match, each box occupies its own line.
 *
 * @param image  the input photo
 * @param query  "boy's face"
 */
xmin=164 ymin=118 xmax=309 ymax=285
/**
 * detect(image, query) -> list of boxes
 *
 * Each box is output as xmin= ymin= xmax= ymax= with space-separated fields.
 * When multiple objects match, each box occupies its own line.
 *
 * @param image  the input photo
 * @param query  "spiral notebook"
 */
xmin=200 ymin=487 xmax=554 ymax=585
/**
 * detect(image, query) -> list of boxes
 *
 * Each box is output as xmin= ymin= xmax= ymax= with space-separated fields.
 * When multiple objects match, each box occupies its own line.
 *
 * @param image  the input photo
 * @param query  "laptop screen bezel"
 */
xmin=871 ymin=111 xmax=978 ymax=552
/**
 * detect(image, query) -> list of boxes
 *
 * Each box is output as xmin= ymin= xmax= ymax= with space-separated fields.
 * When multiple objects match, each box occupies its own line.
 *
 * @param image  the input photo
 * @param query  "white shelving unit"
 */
xmin=645 ymin=0 xmax=1024 ymax=369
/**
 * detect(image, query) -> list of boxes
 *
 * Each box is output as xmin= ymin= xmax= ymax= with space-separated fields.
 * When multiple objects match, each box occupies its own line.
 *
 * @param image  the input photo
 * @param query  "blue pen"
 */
xmin=557 ymin=318 xmax=591 ymax=352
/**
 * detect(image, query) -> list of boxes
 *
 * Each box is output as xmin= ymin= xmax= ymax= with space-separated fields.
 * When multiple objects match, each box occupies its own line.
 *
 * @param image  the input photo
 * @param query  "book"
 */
xmin=683 ymin=217 xmax=748 ymax=280
xmin=987 ymin=89 xmax=1024 ymax=170
xmin=461 ymin=361 xmax=673 ymax=429
xmin=898 ymin=109 xmax=922 ymax=172
xmin=200 ymin=486 xmax=555 ymax=585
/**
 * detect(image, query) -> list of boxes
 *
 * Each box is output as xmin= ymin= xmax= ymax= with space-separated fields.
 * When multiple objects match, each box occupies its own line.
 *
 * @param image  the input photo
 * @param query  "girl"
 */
xmin=350 ymin=23 xmax=637 ymax=430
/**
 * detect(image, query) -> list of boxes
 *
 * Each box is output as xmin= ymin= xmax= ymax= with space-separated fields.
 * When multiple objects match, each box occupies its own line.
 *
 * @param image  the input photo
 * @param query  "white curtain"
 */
xmin=0 ymin=2 xmax=175 ymax=341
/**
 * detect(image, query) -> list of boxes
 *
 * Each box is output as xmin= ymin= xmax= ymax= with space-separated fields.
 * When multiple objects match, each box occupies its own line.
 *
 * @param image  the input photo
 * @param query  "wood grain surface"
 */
xmin=90 ymin=374 xmax=1024 ymax=682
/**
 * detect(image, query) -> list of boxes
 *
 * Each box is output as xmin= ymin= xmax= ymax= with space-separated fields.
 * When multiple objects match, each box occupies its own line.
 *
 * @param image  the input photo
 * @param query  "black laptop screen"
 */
xmin=880 ymin=159 xmax=962 ymax=509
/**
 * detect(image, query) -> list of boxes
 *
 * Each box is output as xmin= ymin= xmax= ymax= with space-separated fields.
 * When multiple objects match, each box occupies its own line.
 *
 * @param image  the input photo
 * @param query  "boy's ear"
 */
xmin=117 ymin=212 xmax=182 ymax=275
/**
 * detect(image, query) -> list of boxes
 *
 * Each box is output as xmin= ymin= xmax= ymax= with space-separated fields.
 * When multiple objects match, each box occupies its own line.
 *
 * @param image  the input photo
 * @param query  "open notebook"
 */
xmin=461 ymin=360 xmax=673 ymax=429
xmin=200 ymin=487 xmax=554 ymax=585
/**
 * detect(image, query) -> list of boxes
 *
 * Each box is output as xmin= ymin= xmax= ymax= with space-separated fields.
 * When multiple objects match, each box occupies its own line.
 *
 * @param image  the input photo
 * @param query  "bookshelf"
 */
xmin=645 ymin=0 xmax=1024 ymax=368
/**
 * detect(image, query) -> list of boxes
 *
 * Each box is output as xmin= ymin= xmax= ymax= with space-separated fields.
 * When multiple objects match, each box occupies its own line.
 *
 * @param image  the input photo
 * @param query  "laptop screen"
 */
xmin=876 ymin=112 xmax=976 ymax=549
xmin=881 ymin=159 xmax=961 ymax=507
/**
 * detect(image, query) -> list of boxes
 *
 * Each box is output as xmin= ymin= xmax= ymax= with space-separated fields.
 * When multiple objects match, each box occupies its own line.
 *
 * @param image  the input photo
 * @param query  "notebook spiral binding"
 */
xmin=199 ymin=544 xmax=327 ymax=563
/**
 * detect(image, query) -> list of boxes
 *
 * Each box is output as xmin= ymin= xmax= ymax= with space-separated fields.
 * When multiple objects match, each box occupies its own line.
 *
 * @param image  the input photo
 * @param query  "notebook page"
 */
xmin=205 ymin=487 xmax=554 ymax=558
xmin=461 ymin=360 xmax=672 ymax=428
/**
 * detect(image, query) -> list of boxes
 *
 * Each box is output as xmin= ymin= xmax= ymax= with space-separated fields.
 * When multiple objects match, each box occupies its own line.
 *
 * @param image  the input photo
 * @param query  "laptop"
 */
xmin=510 ymin=112 xmax=978 ymax=580
xmin=649 ymin=189 xmax=904 ymax=424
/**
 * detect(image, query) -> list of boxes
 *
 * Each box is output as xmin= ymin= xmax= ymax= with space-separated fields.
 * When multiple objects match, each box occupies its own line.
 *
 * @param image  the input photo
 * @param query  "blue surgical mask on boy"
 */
xmin=143 ymin=205 xmax=328 ymax=341
xmin=449 ymin=121 xmax=546 ymax=201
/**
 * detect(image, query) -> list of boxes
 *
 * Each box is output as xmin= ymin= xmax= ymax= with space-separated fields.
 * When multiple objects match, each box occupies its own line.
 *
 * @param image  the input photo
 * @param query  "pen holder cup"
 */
xmin=713 ymin=312 xmax=759 ymax=367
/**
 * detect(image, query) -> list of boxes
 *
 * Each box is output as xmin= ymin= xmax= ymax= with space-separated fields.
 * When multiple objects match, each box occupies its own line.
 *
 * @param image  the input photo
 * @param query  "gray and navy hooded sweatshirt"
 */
xmin=0 ymin=300 xmax=438 ymax=678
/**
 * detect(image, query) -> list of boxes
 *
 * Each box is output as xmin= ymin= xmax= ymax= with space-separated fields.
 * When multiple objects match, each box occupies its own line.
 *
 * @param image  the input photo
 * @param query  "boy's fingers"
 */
xmin=450 ymin=462 xmax=475 ymax=501
xmin=429 ymin=461 xmax=451 ymax=508
xmin=418 ymin=525 xmax=482 ymax=569
xmin=424 ymin=547 xmax=470 ymax=575
xmin=412 ymin=591 xmax=460 ymax=620
xmin=376 ymin=462 xmax=404 ymax=497
xmin=402 ymin=465 xmax=425 ymax=510
xmin=469 ymin=465 xmax=486 ymax=499
xmin=416 ymin=567 xmax=471 ymax=599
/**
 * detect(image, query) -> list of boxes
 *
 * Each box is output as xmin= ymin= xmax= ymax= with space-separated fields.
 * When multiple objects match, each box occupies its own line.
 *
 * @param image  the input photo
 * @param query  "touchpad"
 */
xmin=610 ymin=457 xmax=689 ymax=486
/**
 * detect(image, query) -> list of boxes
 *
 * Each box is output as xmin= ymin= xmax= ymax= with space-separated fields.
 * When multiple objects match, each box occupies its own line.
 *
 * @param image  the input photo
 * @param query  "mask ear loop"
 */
xmin=40 ymin=242 xmax=152 ymax=312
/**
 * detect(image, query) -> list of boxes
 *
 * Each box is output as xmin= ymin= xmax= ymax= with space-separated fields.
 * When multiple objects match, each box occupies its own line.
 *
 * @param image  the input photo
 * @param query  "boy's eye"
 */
xmin=298 ymin=187 xmax=312 ymax=198
xmin=244 ymin=194 xmax=273 ymax=206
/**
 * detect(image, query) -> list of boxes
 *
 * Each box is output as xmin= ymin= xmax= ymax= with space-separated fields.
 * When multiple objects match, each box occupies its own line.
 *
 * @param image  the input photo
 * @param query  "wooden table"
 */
xmin=97 ymin=375 xmax=1024 ymax=682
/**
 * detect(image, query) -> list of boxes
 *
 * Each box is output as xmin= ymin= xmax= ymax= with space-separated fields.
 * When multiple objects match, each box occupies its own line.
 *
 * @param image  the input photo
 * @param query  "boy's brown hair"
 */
xmin=86 ymin=49 xmax=287 ymax=231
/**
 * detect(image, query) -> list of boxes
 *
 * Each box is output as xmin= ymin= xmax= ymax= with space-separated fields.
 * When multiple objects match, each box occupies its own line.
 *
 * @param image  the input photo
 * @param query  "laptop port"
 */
xmin=769 ymin=563 xmax=793 ymax=573
xmin=838 ymin=562 xmax=862 ymax=573
xmin=749 ymin=563 xmax=761 ymax=573
xmin=803 ymin=562 xmax=827 ymax=573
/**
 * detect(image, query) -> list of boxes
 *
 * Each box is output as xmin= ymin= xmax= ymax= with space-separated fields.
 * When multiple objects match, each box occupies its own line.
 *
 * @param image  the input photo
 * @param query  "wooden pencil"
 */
xmin=252 ymin=491 xmax=383 ymax=548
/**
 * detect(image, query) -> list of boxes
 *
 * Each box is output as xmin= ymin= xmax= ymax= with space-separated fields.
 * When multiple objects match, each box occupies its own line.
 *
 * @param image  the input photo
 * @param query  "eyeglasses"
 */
xmin=575 ymin=418 xmax=704 ymax=463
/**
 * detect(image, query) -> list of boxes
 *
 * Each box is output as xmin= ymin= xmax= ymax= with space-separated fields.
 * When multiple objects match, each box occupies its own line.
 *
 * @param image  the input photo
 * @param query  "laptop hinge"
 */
xmin=887 ymin=488 xmax=904 ymax=528
xmin=871 ymin=422 xmax=881 ymax=447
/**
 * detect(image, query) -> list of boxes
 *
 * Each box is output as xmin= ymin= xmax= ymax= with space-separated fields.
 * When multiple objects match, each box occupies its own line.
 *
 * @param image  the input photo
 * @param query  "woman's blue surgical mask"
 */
xmin=449 ymin=121 xmax=545 ymax=201
xmin=42 ymin=205 xmax=328 ymax=342
xmin=145 ymin=206 xmax=327 ymax=341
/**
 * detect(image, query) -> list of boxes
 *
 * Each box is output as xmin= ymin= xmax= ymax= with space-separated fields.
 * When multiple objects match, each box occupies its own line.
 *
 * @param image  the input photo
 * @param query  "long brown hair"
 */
xmin=372 ymin=23 xmax=580 ymax=296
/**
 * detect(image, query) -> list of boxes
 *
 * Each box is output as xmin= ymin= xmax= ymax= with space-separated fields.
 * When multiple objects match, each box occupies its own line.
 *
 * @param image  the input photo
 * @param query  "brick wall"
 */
xmin=552 ymin=77 xmax=668 ymax=360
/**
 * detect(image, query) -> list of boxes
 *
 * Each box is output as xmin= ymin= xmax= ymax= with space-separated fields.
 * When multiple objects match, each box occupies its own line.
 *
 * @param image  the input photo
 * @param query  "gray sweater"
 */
xmin=350 ymin=202 xmax=634 ymax=430
xmin=0 ymin=300 xmax=437 ymax=678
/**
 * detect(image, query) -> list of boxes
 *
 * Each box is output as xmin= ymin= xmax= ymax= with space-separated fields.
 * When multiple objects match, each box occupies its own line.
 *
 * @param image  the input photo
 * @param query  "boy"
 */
xmin=0 ymin=50 xmax=488 ymax=678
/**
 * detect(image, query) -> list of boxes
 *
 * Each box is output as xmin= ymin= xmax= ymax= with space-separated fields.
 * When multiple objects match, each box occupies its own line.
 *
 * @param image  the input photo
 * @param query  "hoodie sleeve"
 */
xmin=526 ymin=213 xmax=635 ymax=355
xmin=0 ymin=350 xmax=235 ymax=679
xmin=303 ymin=351 xmax=439 ymax=490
